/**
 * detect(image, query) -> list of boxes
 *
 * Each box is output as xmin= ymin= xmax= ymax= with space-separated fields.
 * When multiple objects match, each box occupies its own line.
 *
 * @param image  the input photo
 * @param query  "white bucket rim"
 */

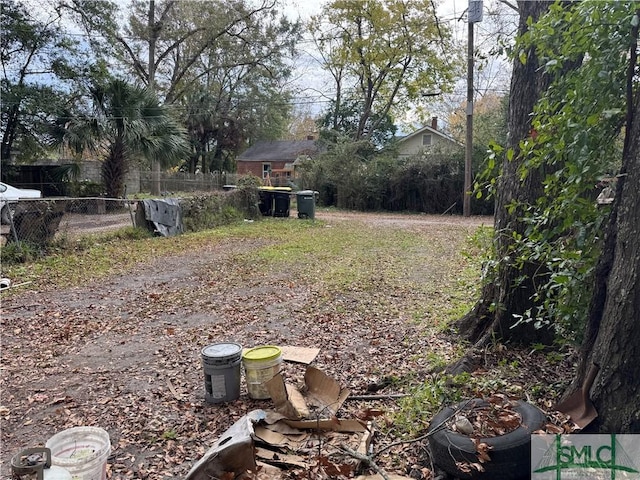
xmin=46 ymin=427 xmax=110 ymax=468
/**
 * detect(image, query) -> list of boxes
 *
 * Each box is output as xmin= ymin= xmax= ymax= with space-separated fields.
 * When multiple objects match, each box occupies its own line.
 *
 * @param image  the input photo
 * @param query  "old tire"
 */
xmin=427 ymin=398 xmax=546 ymax=479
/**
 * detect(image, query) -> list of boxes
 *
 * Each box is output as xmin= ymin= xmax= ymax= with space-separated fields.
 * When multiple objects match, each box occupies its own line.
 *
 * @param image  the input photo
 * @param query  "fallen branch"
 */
xmin=373 ymin=433 xmax=430 ymax=459
xmin=373 ymin=399 xmax=477 ymax=459
xmin=346 ymin=394 xmax=409 ymax=401
xmin=166 ymin=378 xmax=185 ymax=401
xmin=339 ymin=443 xmax=390 ymax=480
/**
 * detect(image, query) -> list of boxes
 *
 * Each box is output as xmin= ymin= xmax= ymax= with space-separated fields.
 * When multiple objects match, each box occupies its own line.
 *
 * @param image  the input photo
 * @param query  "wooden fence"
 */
xmin=139 ymin=172 xmax=240 ymax=193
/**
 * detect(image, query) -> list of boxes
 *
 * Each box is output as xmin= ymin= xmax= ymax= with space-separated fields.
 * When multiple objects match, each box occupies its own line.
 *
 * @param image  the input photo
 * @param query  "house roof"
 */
xmin=396 ymin=125 xmax=463 ymax=147
xmin=237 ymin=140 xmax=321 ymax=162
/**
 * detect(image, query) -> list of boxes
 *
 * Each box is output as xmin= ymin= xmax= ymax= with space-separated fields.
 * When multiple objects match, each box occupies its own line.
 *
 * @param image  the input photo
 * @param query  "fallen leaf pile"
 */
xmin=450 ymin=394 xmax=522 ymax=438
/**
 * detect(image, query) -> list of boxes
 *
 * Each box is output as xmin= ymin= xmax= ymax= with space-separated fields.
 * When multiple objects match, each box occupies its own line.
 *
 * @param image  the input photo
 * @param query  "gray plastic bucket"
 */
xmin=201 ymin=342 xmax=242 ymax=403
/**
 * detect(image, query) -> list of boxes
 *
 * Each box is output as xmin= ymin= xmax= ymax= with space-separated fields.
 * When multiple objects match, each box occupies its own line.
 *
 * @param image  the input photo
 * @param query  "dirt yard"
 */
xmin=1 ymin=210 xmax=493 ymax=479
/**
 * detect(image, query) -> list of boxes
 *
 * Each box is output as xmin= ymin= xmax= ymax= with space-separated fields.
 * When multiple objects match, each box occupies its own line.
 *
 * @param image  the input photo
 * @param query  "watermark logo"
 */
xmin=532 ymin=434 xmax=640 ymax=479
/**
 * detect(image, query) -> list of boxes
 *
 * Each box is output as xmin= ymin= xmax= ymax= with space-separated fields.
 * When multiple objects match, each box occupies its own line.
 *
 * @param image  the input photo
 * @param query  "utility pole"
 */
xmin=464 ymin=0 xmax=483 ymax=217
xmin=149 ymin=0 xmax=161 ymax=196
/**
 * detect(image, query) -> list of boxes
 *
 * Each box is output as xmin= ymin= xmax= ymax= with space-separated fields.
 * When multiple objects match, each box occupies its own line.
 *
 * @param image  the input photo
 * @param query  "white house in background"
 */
xmin=396 ymin=117 xmax=463 ymax=159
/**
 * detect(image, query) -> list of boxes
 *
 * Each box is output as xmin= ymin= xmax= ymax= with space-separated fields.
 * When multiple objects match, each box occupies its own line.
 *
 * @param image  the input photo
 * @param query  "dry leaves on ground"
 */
xmin=0 ymin=212 xmax=575 ymax=479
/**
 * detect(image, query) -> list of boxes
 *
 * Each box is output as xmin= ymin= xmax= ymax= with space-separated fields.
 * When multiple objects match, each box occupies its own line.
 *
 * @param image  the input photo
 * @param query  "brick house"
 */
xmin=236 ymin=138 xmax=322 ymax=181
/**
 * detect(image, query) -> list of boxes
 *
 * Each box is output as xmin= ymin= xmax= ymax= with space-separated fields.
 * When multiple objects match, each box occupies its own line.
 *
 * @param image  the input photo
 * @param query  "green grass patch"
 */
xmin=1 ymin=215 xmax=488 ymax=334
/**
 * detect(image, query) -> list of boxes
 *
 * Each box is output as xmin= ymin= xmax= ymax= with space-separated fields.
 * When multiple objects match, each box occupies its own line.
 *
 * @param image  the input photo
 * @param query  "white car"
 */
xmin=0 ymin=182 xmax=42 ymax=224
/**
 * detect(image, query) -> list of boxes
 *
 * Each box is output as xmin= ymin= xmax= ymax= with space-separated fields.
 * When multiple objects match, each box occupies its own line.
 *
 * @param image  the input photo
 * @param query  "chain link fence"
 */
xmin=1 ymin=186 xmax=263 ymax=255
xmin=1 ymin=198 xmax=137 ymax=248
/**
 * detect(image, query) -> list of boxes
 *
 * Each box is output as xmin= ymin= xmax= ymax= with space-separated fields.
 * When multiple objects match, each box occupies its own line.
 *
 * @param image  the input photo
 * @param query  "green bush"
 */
xmin=1 ymin=241 xmax=42 ymax=265
xmin=296 ymin=138 xmax=493 ymax=214
xmin=68 ymin=180 xmax=106 ymax=197
xmin=180 ymin=193 xmax=244 ymax=232
xmin=230 ymin=175 xmax=262 ymax=219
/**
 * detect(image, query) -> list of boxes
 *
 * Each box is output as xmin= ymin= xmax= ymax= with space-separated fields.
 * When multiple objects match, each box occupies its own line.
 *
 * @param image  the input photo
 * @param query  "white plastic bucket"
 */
xmin=46 ymin=427 xmax=110 ymax=480
xmin=242 ymin=345 xmax=283 ymax=399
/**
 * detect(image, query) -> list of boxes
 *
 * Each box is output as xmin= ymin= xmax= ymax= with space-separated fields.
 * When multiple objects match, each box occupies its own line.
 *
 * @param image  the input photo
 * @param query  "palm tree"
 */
xmin=54 ymin=79 xmax=189 ymax=198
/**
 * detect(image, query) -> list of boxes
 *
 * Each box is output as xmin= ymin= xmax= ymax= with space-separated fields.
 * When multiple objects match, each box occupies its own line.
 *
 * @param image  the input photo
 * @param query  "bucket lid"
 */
xmin=202 ymin=342 xmax=242 ymax=359
xmin=243 ymin=345 xmax=282 ymax=362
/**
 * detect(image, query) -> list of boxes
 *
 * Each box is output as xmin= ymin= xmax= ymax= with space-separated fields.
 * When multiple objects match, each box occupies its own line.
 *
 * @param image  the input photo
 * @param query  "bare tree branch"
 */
xmin=498 ymin=0 xmax=519 ymax=13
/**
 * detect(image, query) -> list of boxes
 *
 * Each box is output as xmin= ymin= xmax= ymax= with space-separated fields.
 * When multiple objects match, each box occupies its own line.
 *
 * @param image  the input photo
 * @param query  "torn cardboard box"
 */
xmin=265 ymin=374 xmax=310 ymax=420
xmin=188 ymin=359 xmax=377 ymax=478
xmin=265 ymin=365 xmax=352 ymax=424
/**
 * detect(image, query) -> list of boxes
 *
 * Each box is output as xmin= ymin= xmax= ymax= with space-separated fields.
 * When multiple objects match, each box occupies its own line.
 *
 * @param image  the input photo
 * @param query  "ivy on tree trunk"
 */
xmin=568 ymin=12 xmax=640 ymax=433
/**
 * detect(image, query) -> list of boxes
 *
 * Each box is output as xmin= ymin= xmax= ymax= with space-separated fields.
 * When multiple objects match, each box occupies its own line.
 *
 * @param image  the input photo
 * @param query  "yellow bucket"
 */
xmin=242 ymin=346 xmax=283 ymax=399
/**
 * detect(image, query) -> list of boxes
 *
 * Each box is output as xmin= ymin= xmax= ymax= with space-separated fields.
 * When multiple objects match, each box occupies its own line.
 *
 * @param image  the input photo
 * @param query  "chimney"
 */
xmin=431 ymin=117 xmax=438 ymax=130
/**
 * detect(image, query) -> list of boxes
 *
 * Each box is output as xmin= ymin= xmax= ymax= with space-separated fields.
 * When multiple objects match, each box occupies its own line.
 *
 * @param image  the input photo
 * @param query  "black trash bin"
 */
xmin=296 ymin=190 xmax=317 ymax=219
xmin=258 ymin=187 xmax=274 ymax=216
xmin=272 ymin=187 xmax=291 ymax=217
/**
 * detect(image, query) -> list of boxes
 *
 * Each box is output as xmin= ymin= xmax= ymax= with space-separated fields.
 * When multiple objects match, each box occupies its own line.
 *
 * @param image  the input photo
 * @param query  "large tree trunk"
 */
xmin=1 ymin=103 xmax=20 ymax=163
xmin=566 ymin=20 xmax=640 ymax=433
xmin=455 ymin=0 xmax=555 ymax=346
xmin=102 ymin=140 xmax=127 ymax=199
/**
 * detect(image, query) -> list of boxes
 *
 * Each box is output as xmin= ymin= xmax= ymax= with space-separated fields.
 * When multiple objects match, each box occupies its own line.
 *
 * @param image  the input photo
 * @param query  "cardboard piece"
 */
xmin=188 ymin=363 xmax=374 ymax=477
xmin=262 ymin=407 xmax=364 ymax=432
xmin=255 ymin=447 xmax=308 ymax=468
xmin=266 ymin=374 xmax=310 ymax=420
xmin=266 ymin=366 xmax=350 ymax=422
xmin=357 ymin=421 xmax=374 ymax=456
xmin=304 ymin=366 xmax=350 ymax=416
xmin=254 ymin=461 xmax=285 ymax=479
xmin=280 ymin=346 xmax=320 ymax=364
xmin=263 ymin=366 xmax=365 ymax=432
xmin=254 ymin=426 xmax=308 ymax=450
xmin=242 ymin=345 xmax=320 ymax=365
xmin=262 ymin=418 xmax=307 ymax=435
xmin=283 ymin=417 xmax=368 ymax=432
